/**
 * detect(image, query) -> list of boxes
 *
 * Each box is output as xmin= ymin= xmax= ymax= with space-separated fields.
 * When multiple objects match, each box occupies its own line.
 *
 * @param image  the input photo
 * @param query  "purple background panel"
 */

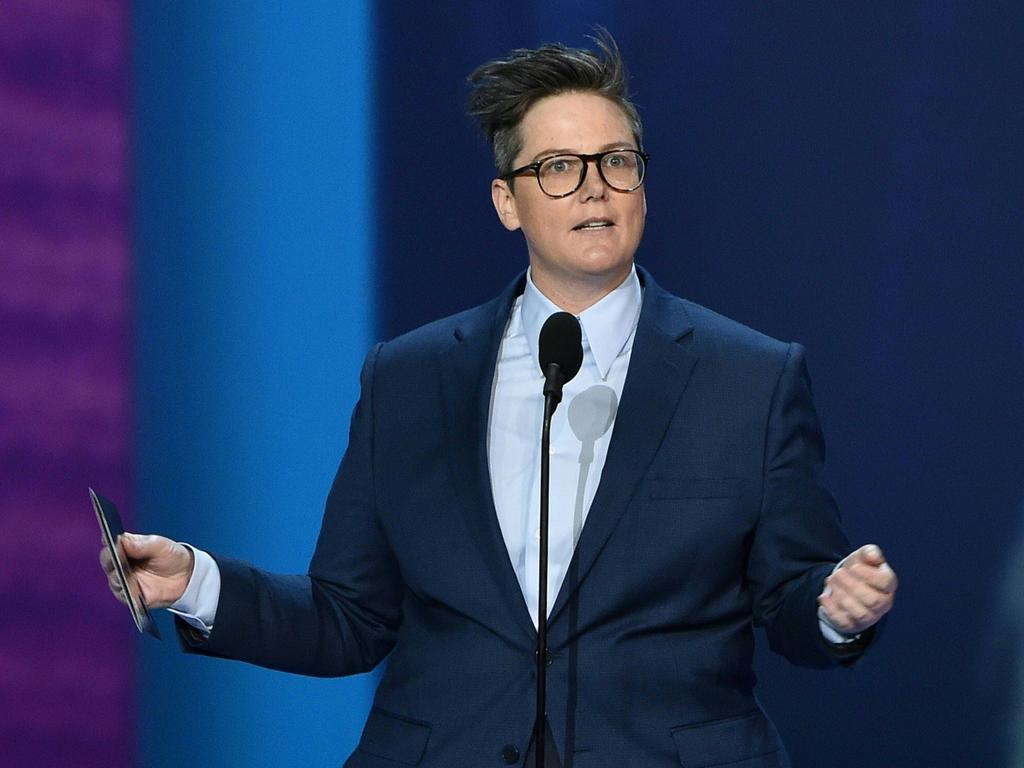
xmin=0 ymin=1 xmax=134 ymax=766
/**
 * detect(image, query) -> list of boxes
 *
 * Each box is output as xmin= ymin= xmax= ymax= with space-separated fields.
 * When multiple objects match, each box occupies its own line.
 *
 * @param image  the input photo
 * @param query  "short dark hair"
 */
xmin=467 ymin=30 xmax=643 ymax=179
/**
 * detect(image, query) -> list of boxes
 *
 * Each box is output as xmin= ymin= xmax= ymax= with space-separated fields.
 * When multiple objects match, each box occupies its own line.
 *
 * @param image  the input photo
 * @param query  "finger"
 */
xmin=100 ymin=545 xmax=131 ymax=594
xmin=845 ymin=560 xmax=899 ymax=593
xmin=817 ymin=582 xmax=854 ymax=629
xmin=125 ymin=573 xmax=150 ymax=607
xmin=835 ymin=590 xmax=893 ymax=633
xmin=830 ymin=568 xmax=892 ymax=613
xmin=827 ymin=588 xmax=883 ymax=633
xmin=99 ymin=546 xmax=114 ymax=574
xmin=107 ymin=577 xmax=129 ymax=606
xmin=103 ymin=565 xmax=123 ymax=594
xmin=829 ymin=583 xmax=874 ymax=627
xmin=827 ymin=571 xmax=895 ymax=630
xmin=817 ymin=594 xmax=856 ymax=633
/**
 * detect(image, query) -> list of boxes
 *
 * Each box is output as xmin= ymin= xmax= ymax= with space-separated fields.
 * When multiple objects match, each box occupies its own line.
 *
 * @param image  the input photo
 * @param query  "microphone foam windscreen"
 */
xmin=538 ymin=312 xmax=583 ymax=383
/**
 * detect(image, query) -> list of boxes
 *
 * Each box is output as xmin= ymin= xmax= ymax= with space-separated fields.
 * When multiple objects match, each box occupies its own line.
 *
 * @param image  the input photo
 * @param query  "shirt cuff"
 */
xmin=818 ymin=608 xmax=859 ymax=644
xmin=166 ymin=544 xmax=220 ymax=636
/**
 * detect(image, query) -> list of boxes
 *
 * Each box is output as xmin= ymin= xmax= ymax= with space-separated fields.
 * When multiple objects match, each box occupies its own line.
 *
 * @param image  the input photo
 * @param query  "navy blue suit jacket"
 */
xmin=179 ymin=268 xmax=864 ymax=767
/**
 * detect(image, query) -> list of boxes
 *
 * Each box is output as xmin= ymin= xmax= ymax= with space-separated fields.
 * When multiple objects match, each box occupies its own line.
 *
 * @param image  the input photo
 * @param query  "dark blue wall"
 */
xmin=373 ymin=4 xmax=1024 ymax=766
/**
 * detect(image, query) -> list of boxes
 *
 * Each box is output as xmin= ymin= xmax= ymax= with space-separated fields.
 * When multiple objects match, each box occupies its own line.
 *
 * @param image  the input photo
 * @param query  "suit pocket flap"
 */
xmin=358 ymin=708 xmax=432 ymax=765
xmin=650 ymin=477 xmax=746 ymax=500
xmin=670 ymin=710 xmax=781 ymax=767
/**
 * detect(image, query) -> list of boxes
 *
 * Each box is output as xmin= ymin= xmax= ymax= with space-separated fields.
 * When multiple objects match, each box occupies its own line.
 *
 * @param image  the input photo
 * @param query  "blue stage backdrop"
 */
xmin=129 ymin=3 xmax=1024 ymax=767
xmin=133 ymin=3 xmax=377 ymax=767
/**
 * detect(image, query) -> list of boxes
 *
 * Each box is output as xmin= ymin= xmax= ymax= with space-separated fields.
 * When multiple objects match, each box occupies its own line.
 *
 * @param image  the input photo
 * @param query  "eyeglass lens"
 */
xmin=537 ymin=151 xmax=645 ymax=196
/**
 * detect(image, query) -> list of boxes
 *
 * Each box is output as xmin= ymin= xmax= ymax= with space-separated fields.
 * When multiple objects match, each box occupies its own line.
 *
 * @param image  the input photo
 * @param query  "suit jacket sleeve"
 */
xmin=746 ymin=342 xmax=871 ymax=667
xmin=175 ymin=342 xmax=404 ymax=676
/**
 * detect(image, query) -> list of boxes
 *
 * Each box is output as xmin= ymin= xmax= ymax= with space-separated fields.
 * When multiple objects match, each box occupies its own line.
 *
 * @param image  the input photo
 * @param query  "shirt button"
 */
xmin=501 ymin=743 xmax=520 ymax=764
xmin=534 ymin=527 xmax=541 ymax=539
xmin=548 ymin=445 xmax=555 ymax=455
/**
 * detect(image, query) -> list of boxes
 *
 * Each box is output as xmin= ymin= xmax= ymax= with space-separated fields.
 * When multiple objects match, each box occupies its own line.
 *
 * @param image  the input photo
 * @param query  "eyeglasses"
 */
xmin=501 ymin=149 xmax=649 ymax=198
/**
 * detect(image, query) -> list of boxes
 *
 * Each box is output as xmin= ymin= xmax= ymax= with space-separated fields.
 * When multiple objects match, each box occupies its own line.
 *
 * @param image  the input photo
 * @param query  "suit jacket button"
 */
xmin=501 ymin=744 xmax=520 ymax=764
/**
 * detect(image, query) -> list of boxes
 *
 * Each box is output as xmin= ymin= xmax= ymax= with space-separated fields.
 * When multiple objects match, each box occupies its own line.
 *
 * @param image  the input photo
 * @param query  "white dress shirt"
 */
xmin=488 ymin=267 xmax=640 ymax=626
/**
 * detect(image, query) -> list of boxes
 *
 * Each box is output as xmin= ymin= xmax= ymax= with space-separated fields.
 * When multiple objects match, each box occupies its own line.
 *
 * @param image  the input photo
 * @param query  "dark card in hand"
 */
xmin=90 ymin=488 xmax=161 ymax=639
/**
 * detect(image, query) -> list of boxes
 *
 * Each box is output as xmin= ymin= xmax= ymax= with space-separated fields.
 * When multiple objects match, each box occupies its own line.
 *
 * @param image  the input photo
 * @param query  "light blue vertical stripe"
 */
xmin=134 ymin=4 xmax=377 ymax=766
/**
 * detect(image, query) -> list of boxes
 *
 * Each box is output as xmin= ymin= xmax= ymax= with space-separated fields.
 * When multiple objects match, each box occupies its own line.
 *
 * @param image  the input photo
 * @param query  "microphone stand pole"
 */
xmin=534 ymin=313 xmax=580 ymax=768
xmin=535 ymin=387 xmax=557 ymax=768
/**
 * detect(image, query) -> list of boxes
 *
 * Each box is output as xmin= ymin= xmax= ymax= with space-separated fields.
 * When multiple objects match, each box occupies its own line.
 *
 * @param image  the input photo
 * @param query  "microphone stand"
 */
xmin=534 ymin=312 xmax=581 ymax=768
xmin=536 ymin=366 xmax=561 ymax=768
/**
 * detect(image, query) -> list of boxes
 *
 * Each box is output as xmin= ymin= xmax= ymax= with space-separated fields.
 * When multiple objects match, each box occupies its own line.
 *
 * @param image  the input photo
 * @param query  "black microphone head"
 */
xmin=539 ymin=311 xmax=583 ymax=384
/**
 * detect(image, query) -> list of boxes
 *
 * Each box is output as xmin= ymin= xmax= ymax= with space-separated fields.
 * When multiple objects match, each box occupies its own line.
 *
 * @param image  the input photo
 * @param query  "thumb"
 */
xmin=853 ymin=543 xmax=886 ymax=567
xmin=119 ymin=532 xmax=151 ymax=557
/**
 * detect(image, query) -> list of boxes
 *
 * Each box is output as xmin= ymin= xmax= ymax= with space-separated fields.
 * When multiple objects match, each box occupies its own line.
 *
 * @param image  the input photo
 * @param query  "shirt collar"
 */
xmin=518 ymin=265 xmax=642 ymax=380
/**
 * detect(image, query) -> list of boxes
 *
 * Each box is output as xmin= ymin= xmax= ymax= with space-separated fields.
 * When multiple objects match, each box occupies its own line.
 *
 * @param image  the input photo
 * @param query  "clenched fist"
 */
xmin=99 ymin=533 xmax=194 ymax=610
xmin=818 ymin=544 xmax=898 ymax=636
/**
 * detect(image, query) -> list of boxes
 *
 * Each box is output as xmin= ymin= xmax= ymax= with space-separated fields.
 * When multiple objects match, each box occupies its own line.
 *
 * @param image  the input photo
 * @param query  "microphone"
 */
xmin=538 ymin=311 xmax=583 ymax=407
xmin=534 ymin=310 xmax=582 ymax=768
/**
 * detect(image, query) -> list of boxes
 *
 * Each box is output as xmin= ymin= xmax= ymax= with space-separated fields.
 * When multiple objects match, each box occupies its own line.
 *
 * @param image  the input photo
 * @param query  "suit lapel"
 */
xmin=437 ymin=274 xmax=537 ymax=642
xmin=549 ymin=270 xmax=698 ymax=625
xmin=435 ymin=268 xmax=698 ymax=636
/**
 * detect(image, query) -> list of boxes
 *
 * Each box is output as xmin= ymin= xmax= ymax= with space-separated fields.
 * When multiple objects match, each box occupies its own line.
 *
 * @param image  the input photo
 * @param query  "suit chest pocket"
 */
xmin=639 ymin=477 xmax=755 ymax=564
xmin=648 ymin=477 xmax=748 ymax=502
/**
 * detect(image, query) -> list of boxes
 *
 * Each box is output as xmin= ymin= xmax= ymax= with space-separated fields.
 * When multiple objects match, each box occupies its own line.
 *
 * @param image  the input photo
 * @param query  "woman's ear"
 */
xmin=491 ymin=178 xmax=521 ymax=232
